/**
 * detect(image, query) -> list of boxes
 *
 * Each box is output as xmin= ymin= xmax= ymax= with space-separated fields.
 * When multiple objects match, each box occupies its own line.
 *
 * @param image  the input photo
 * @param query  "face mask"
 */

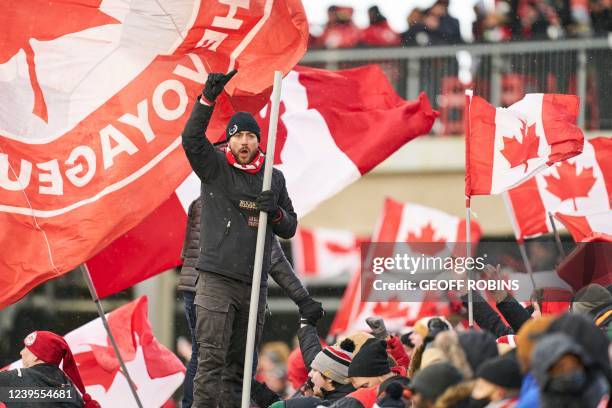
xmin=468 ymin=397 xmax=491 ymax=408
xmin=548 ymin=370 xmax=587 ymax=394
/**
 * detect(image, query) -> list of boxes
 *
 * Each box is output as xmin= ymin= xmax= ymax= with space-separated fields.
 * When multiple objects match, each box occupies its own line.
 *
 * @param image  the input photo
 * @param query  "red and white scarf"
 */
xmin=224 ymin=146 xmax=265 ymax=174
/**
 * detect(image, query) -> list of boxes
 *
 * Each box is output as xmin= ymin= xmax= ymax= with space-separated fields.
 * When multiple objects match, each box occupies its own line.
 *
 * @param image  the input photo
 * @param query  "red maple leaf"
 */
xmin=544 ymin=161 xmax=597 ymax=211
xmin=0 ymin=0 xmax=119 ymax=121
xmin=406 ymin=222 xmax=447 ymax=256
xmin=500 ymin=120 xmax=540 ymax=172
xmin=372 ymin=299 xmax=411 ymax=319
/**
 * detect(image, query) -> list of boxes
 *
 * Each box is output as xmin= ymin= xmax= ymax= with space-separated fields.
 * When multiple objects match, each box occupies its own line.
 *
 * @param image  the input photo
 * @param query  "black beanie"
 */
xmin=475 ymin=356 xmax=523 ymax=390
xmin=458 ymin=330 xmax=499 ymax=373
xmin=410 ymin=363 xmax=463 ymax=402
xmin=226 ymin=112 xmax=260 ymax=141
xmin=348 ymin=338 xmax=391 ymax=378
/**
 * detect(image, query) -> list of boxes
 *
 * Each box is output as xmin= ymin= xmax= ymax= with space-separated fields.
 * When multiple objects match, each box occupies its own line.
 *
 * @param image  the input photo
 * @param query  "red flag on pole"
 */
xmin=465 ymin=93 xmax=584 ymax=196
xmin=0 ymin=0 xmax=309 ymax=308
xmin=506 ymin=137 xmax=612 ymax=239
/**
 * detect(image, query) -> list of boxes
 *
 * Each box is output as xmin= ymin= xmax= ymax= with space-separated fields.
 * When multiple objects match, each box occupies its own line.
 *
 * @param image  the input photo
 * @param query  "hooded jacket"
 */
xmin=181 ymin=101 xmax=297 ymax=283
xmin=531 ymin=333 xmax=610 ymax=408
xmin=0 ymin=364 xmax=84 ymax=407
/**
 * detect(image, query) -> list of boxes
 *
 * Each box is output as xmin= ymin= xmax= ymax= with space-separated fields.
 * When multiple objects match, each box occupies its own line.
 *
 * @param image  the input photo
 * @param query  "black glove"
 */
xmin=251 ymin=379 xmax=280 ymax=407
xmin=256 ymin=190 xmax=279 ymax=214
xmin=298 ymin=297 xmax=325 ymax=326
xmin=202 ymin=69 xmax=237 ymax=103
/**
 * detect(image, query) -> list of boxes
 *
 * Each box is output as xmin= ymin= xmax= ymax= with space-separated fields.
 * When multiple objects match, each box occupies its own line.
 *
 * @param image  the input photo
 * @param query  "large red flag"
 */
xmin=0 ymin=0 xmax=308 ymax=308
xmin=87 ymin=65 xmax=438 ymax=298
xmin=466 ymin=93 xmax=584 ymax=196
xmin=505 ymin=137 xmax=612 ymax=240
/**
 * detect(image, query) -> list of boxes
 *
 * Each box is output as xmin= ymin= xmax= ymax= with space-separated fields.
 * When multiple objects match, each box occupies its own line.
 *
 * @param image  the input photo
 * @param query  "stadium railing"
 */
xmin=301 ymin=37 xmax=612 ymax=135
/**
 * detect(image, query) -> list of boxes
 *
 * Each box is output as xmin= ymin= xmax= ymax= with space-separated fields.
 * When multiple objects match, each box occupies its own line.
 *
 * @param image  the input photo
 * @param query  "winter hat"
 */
xmin=376 ymin=379 xmax=410 ymax=408
xmin=457 ymin=330 xmax=499 ymax=373
xmin=531 ymin=333 xmax=590 ymax=390
xmin=340 ymin=331 xmax=374 ymax=355
xmin=311 ymin=338 xmax=355 ymax=384
xmin=348 ymin=338 xmax=391 ymax=378
xmin=572 ymin=284 xmax=612 ymax=315
xmin=475 ymin=356 xmax=523 ymax=390
xmin=515 ymin=316 xmax=554 ymax=371
xmin=24 ymin=331 xmax=100 ymax=408
xmin=547 ymin=313 xmax=612 ymax=385
xmin=410 ymin=362 xmax=463 ymax=402
xmin=226 ymin=112 xmax=260 ymax=141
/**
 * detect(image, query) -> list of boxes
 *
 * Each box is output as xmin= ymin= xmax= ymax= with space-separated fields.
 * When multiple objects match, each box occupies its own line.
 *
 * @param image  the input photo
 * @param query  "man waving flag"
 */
xmin=0 ymin=0 xmax=308 ymax=309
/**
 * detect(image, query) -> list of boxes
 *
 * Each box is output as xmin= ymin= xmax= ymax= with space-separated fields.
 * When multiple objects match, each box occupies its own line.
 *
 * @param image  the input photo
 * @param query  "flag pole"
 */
xmin=79 ymin=264 xmax=143 ymax=408
xmin=502 ymin=192 xmax=537 ymax=293
xmin=466 ymin=202 xmax=474 ymax=327
xmin=241 ymin=70 xmax=283 ymax=408
xmin=464 ymin=89 xmax=474 ymax=327
xmin=548 ymin=212 xmax=566 ymax=258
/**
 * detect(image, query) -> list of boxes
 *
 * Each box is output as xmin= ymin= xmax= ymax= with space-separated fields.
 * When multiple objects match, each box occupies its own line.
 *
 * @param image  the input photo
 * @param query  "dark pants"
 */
xmin=193 ymin=271 xmax=267 ymax=408
xmin=182 ymin=291 xmax=199 ymax=408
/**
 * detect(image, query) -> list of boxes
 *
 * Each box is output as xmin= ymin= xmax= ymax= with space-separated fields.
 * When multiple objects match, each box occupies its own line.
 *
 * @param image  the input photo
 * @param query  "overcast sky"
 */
xmin=303 ymin=0 xmax=484 ymax=41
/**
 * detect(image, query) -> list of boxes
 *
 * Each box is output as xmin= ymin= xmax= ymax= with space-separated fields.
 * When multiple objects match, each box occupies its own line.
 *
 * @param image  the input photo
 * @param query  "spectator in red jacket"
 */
xmin=319 ymin=6 xmax=362 ymax=49
xmin=360 ymin=6 xmax=400 ymax=47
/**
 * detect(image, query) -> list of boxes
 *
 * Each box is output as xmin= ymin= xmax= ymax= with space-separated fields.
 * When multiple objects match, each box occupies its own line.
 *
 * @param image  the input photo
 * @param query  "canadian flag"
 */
xmin=328 ymin=197 xmax=480 ymax=335
xmin=554 ymin=212 xmax=612 ymax=242
xmin=0 ymin=0 xmax=309 ymax=308
xmin=329 ymin=267 xmax=450 ymax=336
xmin=4 ymin=297 xmax=185 ymax=407
xmin=86 ymin=65 xmax=438 ymax=298
xmin=291 ymin=227 xmax=368 ymax=280
xmin=376 ymin=197 xmax=482 ymax=253
xmin=505 ymin=137 xmax=612 ymax=240
xmin=465 ymin=93 xmax=584 ymax=196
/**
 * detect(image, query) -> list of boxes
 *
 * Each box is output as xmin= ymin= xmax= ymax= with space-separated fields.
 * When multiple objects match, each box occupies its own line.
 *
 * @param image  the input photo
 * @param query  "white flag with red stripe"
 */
xmin=505 ymin=137 xmax=612 ymax=240
xmin=4 ymin=297 xmax=184 ymax=407
xmin=466 ymin=93 xmax=584 ymax=196
xmin=291 ymin=227 xmax=367 ymax=280
xmin=0 ymin=0 xmax=309 ymax=308
xmin=86 ymin=65 xmax=437 ymax=298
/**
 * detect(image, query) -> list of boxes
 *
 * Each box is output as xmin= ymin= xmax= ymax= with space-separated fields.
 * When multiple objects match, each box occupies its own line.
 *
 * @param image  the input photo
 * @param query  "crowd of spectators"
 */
xmin=309 ymin=0 xmax=612 ymax=49
xmin=245 ymin=275 xmax=612 ymax=407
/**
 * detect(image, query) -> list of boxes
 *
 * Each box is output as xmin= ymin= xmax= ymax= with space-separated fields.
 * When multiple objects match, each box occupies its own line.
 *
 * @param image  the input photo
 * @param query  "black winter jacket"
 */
xmin=181 ymin=100 xmax=297 ymax=283
xmin=178 ymin=197 xmax=201 ymax=292
xmin=178 ymin=197 xmax=310 ymax=303
xmin=461 ymin=292 xmax=531 ymax=337
xmin=0 ymin=364 xmax=84 ymax=407
xmin=297 ymin=324 xmax=323 ymax=370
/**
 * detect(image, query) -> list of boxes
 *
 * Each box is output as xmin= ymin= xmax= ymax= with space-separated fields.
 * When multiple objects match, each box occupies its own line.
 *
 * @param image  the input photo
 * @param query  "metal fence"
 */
xmin=301 ymin=37 xmax=612 ymax=135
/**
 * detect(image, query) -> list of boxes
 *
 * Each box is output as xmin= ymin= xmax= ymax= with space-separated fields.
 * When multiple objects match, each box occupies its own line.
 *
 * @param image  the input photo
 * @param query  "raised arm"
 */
xmin=181 ymin=71 xmax=236 ymax=182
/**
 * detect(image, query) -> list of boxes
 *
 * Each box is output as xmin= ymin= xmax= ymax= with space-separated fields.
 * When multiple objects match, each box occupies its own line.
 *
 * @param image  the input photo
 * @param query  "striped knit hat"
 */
xmin=311 ymin=338 xmax=355 ymax=384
